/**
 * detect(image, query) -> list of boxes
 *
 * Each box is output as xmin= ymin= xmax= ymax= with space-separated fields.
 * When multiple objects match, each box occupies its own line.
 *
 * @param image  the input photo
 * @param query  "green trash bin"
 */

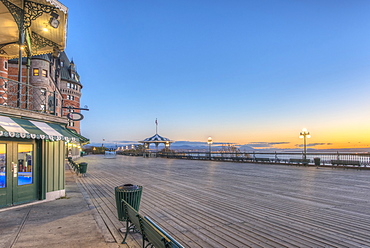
xmin=314 ymin=157 xmax=321 ymax=167
xmin=79 ymin=162 xmax=88 ymax=175
xmin=115 ymin=184 xmax=143 ymax=221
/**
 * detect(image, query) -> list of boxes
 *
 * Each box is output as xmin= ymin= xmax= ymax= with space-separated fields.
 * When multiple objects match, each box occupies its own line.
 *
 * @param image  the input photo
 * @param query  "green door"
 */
xmin=0 ymin=141 xmax=38 ymax=207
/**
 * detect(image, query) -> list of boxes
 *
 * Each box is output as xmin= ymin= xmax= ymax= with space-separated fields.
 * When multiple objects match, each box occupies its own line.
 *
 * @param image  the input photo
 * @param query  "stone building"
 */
xmin=59 ymin=52 xmax=83 ymax=133
xmin=0 ymin=0 xmax=88 ymax=208
xmin=6 ymin=52 xmax=83 ymax=134
xmin=0 ymin=52 xmax=88 ymax=207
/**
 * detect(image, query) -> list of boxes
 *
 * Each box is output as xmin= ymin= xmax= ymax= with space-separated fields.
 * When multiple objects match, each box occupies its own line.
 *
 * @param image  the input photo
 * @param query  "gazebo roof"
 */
xmin=0 ymin=0 xmax=68 ymax=59
xmin=139 ymin=134 xmax=173 ymax=143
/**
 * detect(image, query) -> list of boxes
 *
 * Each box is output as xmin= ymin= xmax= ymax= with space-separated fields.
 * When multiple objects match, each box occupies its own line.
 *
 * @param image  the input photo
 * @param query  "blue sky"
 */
xmin=63 ymin=0 xmax=370 ymax=150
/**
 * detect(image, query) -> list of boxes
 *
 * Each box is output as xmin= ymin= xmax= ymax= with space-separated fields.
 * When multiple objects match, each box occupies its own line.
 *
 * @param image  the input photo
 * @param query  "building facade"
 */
xmin=0 ymin=52 xmax=87 ymax=208
xmin=59 ymin=52 xmax=83 ymax=134
xmin=5 ymin=52 xmax=83 ymax=134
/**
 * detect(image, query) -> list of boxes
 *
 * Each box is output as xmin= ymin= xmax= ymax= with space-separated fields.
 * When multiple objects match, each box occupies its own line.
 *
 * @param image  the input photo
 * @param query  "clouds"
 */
xmin=246 ymin=142 xmax=335 ymax=149
xmin=296 ymin=143 xmax=333 ymax=148
xmin=247 ymin=142 xmax=290 ymax=148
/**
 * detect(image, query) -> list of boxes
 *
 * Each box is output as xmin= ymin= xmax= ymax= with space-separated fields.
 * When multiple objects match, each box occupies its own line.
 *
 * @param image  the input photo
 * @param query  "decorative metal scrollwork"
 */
xmin=0 ymin=42 xmax=16 ymax=56
xmin=0 ymin=0 xmax=23 ymax=30
xmin=24 ymin=0 xmax=57 ymax=29
xmin=0 ymin=44 xmax=7 ymax=55
xmin=0 ymin=0 xmax=57 ymax=30
xmin=31 ymin=31 xmax=60 ymax=51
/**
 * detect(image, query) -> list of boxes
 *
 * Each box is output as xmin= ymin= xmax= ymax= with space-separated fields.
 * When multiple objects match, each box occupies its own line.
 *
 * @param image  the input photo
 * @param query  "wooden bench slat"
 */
xmin=120 ymin=199 xmax=184 ymax=248
xmin=141 ymin=216 xmax=171 ymax=248
xmin=144 ymin=216 xmax=185 ymax=248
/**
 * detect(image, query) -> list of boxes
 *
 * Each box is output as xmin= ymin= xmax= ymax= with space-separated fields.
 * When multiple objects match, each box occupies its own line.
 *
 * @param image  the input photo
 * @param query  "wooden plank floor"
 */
xmin=75 ymin=155 xmax=370 ymax=248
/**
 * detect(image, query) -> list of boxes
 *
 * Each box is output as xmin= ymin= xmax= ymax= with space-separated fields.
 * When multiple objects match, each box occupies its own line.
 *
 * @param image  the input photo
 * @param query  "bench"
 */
xmin=67 ymin=159 xmax=86 ymax=175
xmin=331 ymin=160 xmax=361 ymax=167
xmin=289 ymin=159 xmax=310 ymax=165
xmin=143 ymin=216 xmax=184 ymax=248
xmin=255 ymin=158 xmax=270 ymax=162
xmin=67 ymin=158 xmax=79 ymax=173
xmin=121 ymin=199 xmax=184 ymax=248
xmin=231 ymin=157 xmax=248 ymax=162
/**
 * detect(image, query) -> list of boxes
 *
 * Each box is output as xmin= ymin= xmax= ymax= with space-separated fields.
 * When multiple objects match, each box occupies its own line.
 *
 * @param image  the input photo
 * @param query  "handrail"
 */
xmin=154 ymin=151 xmax=370 ymax=166
xmin=0 ymin=76 xmax=63 ymax=116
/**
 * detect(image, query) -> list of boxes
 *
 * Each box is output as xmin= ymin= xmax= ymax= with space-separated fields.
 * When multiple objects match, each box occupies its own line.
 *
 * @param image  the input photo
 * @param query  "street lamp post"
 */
xmin=207 ymin=137 xmax=213 ymax=160
xmin=299 ymin=128 xmax=311 ymax=159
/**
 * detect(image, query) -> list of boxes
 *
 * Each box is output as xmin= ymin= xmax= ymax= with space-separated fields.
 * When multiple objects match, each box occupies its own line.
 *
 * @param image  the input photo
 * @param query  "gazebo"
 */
xmin=139 ymin=133 xmax=174 ymax=151
xmin=139 ymin=119 xmax=174 ymax=151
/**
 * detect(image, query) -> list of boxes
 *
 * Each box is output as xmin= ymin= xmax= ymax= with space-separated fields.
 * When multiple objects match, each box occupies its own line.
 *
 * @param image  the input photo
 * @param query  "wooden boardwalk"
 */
xmin=75 ymin=155 xmax=370 ymax=248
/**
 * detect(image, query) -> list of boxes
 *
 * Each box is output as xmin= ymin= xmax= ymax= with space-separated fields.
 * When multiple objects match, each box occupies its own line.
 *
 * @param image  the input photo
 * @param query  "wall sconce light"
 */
xmin=49 ymin=12 xmax=59 ymax=28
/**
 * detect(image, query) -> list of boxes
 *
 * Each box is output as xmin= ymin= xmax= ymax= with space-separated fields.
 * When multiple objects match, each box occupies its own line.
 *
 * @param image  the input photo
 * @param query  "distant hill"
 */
xmin=85 ymin=141 xmax=369 ymax=153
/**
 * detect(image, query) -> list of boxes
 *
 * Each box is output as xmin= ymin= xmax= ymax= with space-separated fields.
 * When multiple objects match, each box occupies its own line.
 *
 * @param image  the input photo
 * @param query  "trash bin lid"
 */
xmin=79 ymin=162 xmax=88 ymax=166
xmin=116 ymin=184 xmax=139 ymax=190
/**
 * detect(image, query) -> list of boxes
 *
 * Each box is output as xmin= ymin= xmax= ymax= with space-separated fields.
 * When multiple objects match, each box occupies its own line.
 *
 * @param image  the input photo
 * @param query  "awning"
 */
xmin=65 ymin=129 xmax=90 ymax=144
xmin=0 ymin=116 xmax=81 ymax=142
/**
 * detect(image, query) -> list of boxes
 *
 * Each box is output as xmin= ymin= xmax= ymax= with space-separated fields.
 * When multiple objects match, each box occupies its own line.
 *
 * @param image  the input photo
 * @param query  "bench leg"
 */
xmin=121 ymin=220 xmax=130 ymax=244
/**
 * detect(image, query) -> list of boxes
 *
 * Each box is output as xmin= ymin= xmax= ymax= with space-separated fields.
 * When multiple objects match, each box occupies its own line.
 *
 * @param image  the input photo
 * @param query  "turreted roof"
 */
xmin=60 ymin=51 xmax=81 ymax=85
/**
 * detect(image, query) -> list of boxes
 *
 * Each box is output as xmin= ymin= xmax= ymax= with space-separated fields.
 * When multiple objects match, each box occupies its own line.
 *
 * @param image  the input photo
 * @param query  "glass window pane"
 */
xmin=0 ymin=144 xmax=6 ymax=188
xmin=18 ymin=144 xmax=33 ymax=186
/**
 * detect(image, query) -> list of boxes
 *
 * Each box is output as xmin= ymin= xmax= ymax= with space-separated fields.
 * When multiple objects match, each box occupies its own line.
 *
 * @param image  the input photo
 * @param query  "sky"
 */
xmin=62 ymin=0 xmax=370 ymax=150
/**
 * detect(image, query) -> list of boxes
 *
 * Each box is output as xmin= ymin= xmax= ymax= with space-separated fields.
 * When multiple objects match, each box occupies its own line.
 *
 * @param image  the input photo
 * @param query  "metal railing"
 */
xmin=0 ymin=76 xmax=62 ymax=116
xmin=155 ymin=151 xmax=370 ymax=167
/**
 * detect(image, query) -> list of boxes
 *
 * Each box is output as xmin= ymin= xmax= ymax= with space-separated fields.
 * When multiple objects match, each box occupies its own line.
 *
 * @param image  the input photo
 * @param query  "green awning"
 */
xmin=0 ymin=116 xmax=84 ymax=142
xmin=64 ymin=128 xmax=90 ymax=143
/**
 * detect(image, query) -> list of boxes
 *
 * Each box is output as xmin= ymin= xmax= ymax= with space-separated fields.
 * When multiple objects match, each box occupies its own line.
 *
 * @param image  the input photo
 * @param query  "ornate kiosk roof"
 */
xmin=139 ymin=133 xmax=173 ymax=144
xmin=0 ymin=0 xmax=68 ymax=59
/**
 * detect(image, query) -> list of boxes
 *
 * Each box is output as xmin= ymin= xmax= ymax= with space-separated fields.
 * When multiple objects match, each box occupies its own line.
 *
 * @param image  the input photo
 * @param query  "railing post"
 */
xmin=275 ymin=151 xmax=278 ymax=163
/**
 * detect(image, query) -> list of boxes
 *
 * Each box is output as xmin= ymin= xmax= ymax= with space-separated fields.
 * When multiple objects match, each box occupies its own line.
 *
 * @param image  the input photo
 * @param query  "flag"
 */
xmin=155 ymin=119 xmax=158 ymax=125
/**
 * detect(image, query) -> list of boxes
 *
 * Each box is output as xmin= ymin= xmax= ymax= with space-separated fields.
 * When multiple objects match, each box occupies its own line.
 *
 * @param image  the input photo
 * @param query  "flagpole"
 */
xmin=155 ymin=119 xmax=158 ymax=134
